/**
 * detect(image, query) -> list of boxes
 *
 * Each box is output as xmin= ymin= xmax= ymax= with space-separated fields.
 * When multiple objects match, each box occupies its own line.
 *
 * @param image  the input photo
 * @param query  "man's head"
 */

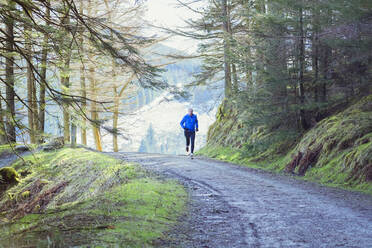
xmin=188 ymin=108 xmax=193 ymax=116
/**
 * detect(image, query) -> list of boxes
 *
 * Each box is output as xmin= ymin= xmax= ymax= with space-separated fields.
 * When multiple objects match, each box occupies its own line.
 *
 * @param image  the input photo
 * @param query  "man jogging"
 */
xmin=180 ymin=108 xmax=199 ymax=158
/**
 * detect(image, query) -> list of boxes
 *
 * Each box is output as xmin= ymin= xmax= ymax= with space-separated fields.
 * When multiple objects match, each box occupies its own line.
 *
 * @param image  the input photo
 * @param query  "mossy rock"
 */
xmin=0 ymin=167 xmax=20 ymax=184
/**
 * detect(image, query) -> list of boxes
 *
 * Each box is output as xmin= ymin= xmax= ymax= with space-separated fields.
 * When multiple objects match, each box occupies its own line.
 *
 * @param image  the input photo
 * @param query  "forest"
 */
xmin=189 ymin=0 xmax=372 ymax=191
xmin=181 ymin=0 xmax=371 ymax=130
xmin=0 ymin=0 xmax=174 ymax=152
xmin=0 ymin=0 xmax=371 ymax=247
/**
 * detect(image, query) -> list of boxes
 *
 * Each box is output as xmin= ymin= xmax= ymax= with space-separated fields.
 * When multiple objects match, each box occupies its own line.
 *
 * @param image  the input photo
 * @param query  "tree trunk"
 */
xmin=111 ymin=74 xmax=134 ymax=152
xmin=5 ymin=0 xmax=16 ymax=143
xmin=88 ymin=0 xmax=102 ymax=151
xmin=89 ymin=65 xmax=102 ymax=151
xmin=232 ymin=63 xmax=238 ymax=92
xmin=62 ymin=76 xmax=71 ymax=143
xmin=71 ymin=120 xmax=77 ymax=148
xmin=312 ymin=2 xmax=320 ymax=102
xmin=0 ymin=91 xmax=6 ymax=144
xmin=91 ymin=92 xmax=102 ymax=151
xmin=243 ymin=9 xmax=253 ymax=88
xmin=79 ymin=0 xmax=87 ymax=146
xmin=320 ymin=45 xmax=330 ymax=103
xmin=244 ymin=47 xmax=253 ymax=88
xmin=104 ymin=0 xmax=120 ymax=152
xmin=25 ymin=16 xmax=37 ymax=144
xmin=113 ymin=90 xmax=119 ymax=152
xmin=80 ymin=66 xmax=87 ymax=145
xmin=320 ymin=8 xmax=332 ymax=103
xmin=222 ymin=0 xmax=232 ymax=98
xmin=61 ymin=8 xmax=71 ymax=143
xmin=38 ymin=0 xmax=50 ymax=143
xmin=298 ymin=6 xmax=308 ymax=130
xmin=253 ymin=0 xmax=266 ymax=93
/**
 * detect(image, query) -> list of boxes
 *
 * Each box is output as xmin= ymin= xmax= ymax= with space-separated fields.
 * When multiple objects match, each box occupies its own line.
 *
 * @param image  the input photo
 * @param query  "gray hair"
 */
xmin=188 ymin=108 xmax=193 ymax=112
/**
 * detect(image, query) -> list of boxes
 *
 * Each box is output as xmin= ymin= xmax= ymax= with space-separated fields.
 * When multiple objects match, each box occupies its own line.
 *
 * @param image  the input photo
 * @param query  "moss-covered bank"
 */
xmin=0 ymin=148 xmax=187 ymax=247
xmin=198 ymin=95 xmax=372 ymax=194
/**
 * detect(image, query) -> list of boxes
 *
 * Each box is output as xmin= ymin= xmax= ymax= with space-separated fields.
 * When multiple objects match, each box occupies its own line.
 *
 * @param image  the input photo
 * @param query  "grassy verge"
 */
xmin=0 ymin=148 xmax=187 ymax=247
xmin=197 ymin=144 xmax=372 ymax=195
xmin=196 ymin=145 xmax=279 ymax=172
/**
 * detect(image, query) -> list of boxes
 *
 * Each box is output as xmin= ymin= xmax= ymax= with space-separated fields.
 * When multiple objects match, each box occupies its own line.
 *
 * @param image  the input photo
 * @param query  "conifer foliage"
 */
xmin=178 ymin=0 xmax=372 ymax=131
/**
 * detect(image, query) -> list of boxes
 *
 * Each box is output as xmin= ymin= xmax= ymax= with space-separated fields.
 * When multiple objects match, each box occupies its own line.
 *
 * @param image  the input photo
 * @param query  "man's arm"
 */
xmin=180 ymin=116 xmax=186 ymax=129
xmin=195 ymin=115 xmax=199 ymax=131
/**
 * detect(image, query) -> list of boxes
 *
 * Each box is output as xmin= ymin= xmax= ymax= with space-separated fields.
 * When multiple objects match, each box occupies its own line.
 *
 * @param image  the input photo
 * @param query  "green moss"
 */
xmin=0 ymin=148 xmax=187 ymax=247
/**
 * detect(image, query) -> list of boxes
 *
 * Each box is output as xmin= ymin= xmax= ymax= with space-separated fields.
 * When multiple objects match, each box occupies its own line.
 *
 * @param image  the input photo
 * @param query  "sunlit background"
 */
xmin=84 ymin=0 xmax=222 ymax=154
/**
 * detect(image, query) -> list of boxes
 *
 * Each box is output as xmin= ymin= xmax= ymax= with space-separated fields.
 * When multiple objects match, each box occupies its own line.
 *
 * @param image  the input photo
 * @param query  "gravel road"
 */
xmin=110 ymin=152 xmax=372 ymax=248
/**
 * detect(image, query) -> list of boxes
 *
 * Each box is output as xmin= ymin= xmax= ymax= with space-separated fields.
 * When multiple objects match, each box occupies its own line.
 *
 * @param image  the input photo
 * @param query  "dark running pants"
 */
xmin=184 ymin=129 xmax=196 ymax=153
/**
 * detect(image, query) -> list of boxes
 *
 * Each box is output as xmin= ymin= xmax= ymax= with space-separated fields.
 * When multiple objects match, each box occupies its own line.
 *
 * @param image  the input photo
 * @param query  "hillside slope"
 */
xmin=198 ymin=95 xmax=372 ymax=194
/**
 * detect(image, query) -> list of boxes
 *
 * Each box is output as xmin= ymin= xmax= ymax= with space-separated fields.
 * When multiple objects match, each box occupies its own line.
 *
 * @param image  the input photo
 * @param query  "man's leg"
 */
xmin=190 ymin=131 xmax=196 ymax=154
xmin=185 ymin=130 xmax=190 ymax=153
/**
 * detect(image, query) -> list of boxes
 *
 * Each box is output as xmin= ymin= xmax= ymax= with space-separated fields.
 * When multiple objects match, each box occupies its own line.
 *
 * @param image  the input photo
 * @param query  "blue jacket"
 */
xmin=180 ymin=114 xmax=198 ymax=132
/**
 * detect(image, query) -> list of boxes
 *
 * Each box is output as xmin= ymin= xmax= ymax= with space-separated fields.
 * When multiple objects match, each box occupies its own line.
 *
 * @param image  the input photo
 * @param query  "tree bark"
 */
xmin=243 ymin=7 xmax=253 ymax=88
xmin=232 ymin=63 xmax=238 ymax=92
xmin=38 ymin=0 xmax=50 ymax=143
xmin=5 ymin=0 xmax=16 ymax=143
xmin=25 ymin=14 xmax=37 ymax=144
xmin=80 ymin=65 xmax=87 ymax=146
xmin=62 ymin=77 xmax=71 ymax=142
xmin=88 ymin=61 xmax=102 ymax=151
xmin=321 ymin=48 xmax=329 ymax=102
xmin=312 ymin=2 xmax=320 ymax=102
xmin=298 ymin=6 xmax=308 ymax=130
xmin=222 ymin=0 xmax=232 ymax=98
xmin=61 ymin=6 xmax=71 ymax=142
xmin=320 ymin=8 xmax=332 ymax=103
xmin=88 ymin=0 xmax=102 ymax=151
xmin=79 ymin=0 xmax=87 ymax=146
xmin=113 ymin=88 xmax=119 ymax=152
xmin=112 ymin=74 xmax=134 ymax=152
xmin=71 ymin=120 xmax=77 ymax=148
xmin=0 ymin=91 xmax=6 ymax=144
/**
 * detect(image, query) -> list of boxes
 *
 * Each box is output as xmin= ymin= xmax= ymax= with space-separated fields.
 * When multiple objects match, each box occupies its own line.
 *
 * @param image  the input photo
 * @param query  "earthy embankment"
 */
xmin=0 ymin=148 xmax=186 ymax=247
xmin=198 ymin=95 xmax=372 ymax=194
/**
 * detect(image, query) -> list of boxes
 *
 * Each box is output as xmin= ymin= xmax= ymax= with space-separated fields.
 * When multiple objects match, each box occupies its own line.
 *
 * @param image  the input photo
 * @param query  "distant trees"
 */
xmin=178 ymin=0 xmax=372 ymax=131
xmin=139 ymin=124 xmax=156 ymax=153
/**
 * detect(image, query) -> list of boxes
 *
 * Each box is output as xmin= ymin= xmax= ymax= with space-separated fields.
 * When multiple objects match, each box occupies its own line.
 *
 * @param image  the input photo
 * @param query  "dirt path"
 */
xmin=110 ymin=152 xmax=372 ymax=248
xmin=0 ymin=151 xmax=31 ymax=169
